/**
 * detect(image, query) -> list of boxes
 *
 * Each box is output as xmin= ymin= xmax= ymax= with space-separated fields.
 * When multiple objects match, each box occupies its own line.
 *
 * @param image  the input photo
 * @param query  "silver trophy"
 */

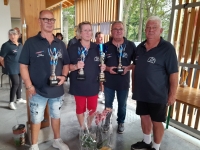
xmin=77 ymin=47 xmax=87 ymax=80
xmin=99 ymin=44 xmax=106 ymax=82
xmin=48 ymin=48 xmax=61 ymax=86
xmin=117 ymin=44 xmax=124 ymax=74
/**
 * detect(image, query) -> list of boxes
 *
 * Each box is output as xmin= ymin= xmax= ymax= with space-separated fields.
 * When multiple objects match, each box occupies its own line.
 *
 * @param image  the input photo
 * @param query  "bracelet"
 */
xmin=62 ymin=75 xmax=67 ymax=79
xmin=26 ymin=85 xmax=33 ymax=90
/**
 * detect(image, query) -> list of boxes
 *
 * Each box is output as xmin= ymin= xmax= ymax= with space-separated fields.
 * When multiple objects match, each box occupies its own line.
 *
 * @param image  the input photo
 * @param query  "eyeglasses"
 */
xmin=40 ymin=18 xmax=56 ymax=23
xmin=112 ymin=28 xmax=124 ymax=32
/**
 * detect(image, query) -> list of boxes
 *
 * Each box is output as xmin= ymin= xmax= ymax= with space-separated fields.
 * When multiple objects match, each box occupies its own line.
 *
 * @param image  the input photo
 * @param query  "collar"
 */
xmin=8 ymin=40 xmax=21 ymax=46
xmin=141 ymin=37 xmax=164 ymax=48
xmin=36 ymin=32 xmax=59 ymax=43
xmin=77 ymin=40 xmax=97 ymax=49
xmin=108 ymin=37 xmax=128 ymax=46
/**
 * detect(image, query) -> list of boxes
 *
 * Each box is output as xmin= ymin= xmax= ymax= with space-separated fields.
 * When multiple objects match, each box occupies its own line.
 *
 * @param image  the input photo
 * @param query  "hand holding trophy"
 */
xmin=77 ymin=47 xmax=88 ymax=80
xmin=99 ymin=43 xmax=106 ymax=82
xmin=48 ymin=48 xmax=61 ymax=86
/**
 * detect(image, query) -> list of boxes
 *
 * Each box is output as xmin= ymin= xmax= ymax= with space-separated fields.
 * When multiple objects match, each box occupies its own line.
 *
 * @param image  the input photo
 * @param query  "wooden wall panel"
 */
xmin=20 ymin=0 xmax=46 ymax=38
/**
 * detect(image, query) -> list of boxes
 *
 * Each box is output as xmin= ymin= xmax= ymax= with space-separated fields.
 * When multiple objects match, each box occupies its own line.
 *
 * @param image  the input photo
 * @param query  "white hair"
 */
xmin=146 ymin=16 xmax=162 ymax=28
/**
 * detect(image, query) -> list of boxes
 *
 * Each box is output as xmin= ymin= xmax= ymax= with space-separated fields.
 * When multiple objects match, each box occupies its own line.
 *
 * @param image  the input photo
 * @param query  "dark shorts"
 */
xmin=136 ymin=101 xmax=167 ymax=122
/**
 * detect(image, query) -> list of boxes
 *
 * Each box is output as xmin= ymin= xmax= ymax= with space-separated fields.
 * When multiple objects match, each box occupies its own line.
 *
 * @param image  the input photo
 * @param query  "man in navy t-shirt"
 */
xmin=131 ymin=16 xmax=178 ymax=150
xmin=103 ymin=21 xmax=136 ymax=134
xmin=19 ymin=10 xmax=70 ymax=150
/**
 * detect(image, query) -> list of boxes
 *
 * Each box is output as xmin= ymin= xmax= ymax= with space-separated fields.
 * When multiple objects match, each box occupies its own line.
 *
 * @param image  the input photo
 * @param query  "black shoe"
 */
xmin=117 ymin=123 xmax=124 ymax=134
xmin=102 ymin=112 xmax=112 ymax=133
xmin=131 ymin=140 xmax=152 ymax=150
xmin=150 ymin=148 xmax=156 ymax=150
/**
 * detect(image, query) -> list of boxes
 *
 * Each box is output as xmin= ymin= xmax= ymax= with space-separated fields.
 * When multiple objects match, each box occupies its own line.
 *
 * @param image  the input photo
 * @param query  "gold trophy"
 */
xmin=117 ymin=44 xmax=124 ymax=74
xmin=99 ymin=44 xmax=106 ymax=82
xmin=48 ymin=48 xmax=61 ymax=86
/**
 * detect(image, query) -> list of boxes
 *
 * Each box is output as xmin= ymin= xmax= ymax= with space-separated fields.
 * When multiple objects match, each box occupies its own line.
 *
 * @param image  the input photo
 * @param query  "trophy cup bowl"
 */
xmin=77 ymin=68 xmax=86 ymax=80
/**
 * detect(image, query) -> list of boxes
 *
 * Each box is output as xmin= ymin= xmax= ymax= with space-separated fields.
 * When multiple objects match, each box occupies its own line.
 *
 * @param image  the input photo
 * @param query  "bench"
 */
xmin=166 ymin=86 xmax=200 ymax=135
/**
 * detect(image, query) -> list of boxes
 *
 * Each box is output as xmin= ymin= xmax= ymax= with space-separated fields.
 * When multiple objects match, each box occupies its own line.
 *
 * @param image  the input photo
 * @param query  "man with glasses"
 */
xmin=103 ymin=21 xmax=136 ymax=134
xmin=19 ymin=10 xmax=70 ymax=150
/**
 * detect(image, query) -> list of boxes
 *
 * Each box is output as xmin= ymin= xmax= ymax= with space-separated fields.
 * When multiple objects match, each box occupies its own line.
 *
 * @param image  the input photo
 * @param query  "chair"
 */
xmin=1 ymin=67 xmax=11 ymax=87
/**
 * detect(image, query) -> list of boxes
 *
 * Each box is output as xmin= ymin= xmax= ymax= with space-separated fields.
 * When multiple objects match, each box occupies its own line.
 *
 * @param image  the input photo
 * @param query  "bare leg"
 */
xmin=87 ymin=113 xmax=95 ymax=128
xmin=51 ymin=118 xmax=61 ymax=139
xmin=77 ymin=113 xmax=84 ymax=128
xmin=152 ymin=121 xmax=164 ymax=143
xmin=141 ymin=115 xmax=152 ymax=134
xmin=31 ymin=123 xmax=41 ymax=144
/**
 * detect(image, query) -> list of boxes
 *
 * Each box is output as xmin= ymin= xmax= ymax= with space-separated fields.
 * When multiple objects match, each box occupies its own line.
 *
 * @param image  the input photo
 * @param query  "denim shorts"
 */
xmin=29 ymin=93 xmax=63 ymax=124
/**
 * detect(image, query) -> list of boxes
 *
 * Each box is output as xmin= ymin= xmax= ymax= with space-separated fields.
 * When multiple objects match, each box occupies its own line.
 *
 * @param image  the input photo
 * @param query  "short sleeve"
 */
xmin=0 ymin=43 xmax=9 ymax=58
xmin=165 ymin=45 xmax=178 ymax=74
xmin=61 ymin=42 xmax=70 ymax=65
xmin=18 ymin=40 xmax=30 ymax=65
xmin=130 ymin=42 xmax=136 ymax=62
xmin=68 ymin=45 xmax=78 ymax=64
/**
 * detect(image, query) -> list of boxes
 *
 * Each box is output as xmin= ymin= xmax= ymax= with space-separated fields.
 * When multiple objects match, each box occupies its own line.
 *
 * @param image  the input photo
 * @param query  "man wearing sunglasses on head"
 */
xmin=19 ymin=10 xmax=70 ymax=150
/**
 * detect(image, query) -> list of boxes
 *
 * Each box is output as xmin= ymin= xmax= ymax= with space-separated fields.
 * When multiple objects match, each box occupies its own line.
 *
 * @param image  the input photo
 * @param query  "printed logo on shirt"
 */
xmin=122 ymin=52 xmax=128 ymax=58
xmin=36 ymin=51 xmax=44 ymax=57
xmin=135 ymin=56 xmax=139 ymax=61
xmin=106 ymin=53 xmax=112 ymax=58
xmin=12 ymin=49 xmax=17 ymax=53
xmin=94 ymin=56 xmax=99 ymax=62
xmin=147 ymin=57 xmax=156 ymax=64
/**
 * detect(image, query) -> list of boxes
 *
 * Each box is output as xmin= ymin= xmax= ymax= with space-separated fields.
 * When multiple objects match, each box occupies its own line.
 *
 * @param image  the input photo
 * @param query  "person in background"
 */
xmin=56 ymin=33 xmax=63 ymax=40
xmin=67 ymin=27 xmax=79 ymax=47
xmin=14 ymin=27 xmax=23 ymax=44
xmin=131 ymin=16 xmax=178 ymax=150
xmin=19 ymin=10 xmax=70 ymax=150
xmin=0 ymin=29 xmax=26 ymax=110
xmin=95 ymin=31 xmax=105 ymax=104
xmin=103 ymin=21 xmax=136 ymax=134
xmin=68 ymin=21 xmax=106 ymax=128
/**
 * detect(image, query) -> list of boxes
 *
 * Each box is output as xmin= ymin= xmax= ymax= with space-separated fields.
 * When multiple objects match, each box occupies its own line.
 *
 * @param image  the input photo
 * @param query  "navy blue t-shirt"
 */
xmin=68 ymin=41 xmax=100 ymax=96
xmin=104 ymin=38 xmax=136 ymax=90
xmin=133 ymin=37 xmax=178 ymax=104
xmin=19 ymin=32 xmax=70 ymax=98
xmin=0 ymin=40 xmax=23 ymax=75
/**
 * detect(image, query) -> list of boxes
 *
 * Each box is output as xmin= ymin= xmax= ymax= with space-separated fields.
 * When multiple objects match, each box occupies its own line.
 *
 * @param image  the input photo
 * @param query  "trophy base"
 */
xmin=117 ymin=68 xmax=124 ymax=74
xmin=49 ymin=79 xmax=60 ymax=86
xmin=77 ymin=74 xmax=86 ymax=80
xmin=99 ymin=78 xmax=106 ymax=82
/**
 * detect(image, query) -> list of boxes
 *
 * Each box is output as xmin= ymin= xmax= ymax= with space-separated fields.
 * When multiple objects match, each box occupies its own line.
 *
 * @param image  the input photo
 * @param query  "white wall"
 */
xmin=11 ymin=19 xmax=22 ymax=31
xmin=10 ymin=0 xmax=20 ymax=18
xmin=0 ymin=1 xmax=11 ymax=47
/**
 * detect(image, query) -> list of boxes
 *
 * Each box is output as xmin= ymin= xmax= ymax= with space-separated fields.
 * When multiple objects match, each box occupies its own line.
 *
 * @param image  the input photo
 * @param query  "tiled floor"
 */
xmin=0 ymin=81 xmax=200 ymax=150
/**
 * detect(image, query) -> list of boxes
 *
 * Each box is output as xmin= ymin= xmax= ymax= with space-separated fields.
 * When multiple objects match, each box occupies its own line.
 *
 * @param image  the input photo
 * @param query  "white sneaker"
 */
xmin=29 ymin=144 xmax=39 ymax=150
xmin=98 ymin=92 xmax=105 ymax=99
xmin=16 ymin=98 xmax=27 ymax=103
xmin=52 ymin=138 xmax=70 ymax=150
xmin=9 ymin=102 xmax=16 ymax=110
xmin=101 ymin=100 xmax=105 ymax=104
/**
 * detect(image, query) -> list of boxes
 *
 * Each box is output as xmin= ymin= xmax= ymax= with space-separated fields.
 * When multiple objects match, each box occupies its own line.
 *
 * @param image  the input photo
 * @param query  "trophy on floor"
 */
xmin=99 ymin=43 xmax=106 ymax=82
xmin=77 ymin=47 xmax=88 ymax=80
xmin=48 ymin=48 xmax=61 ymax=86
xmin=117 ymin=44 xmax=125 ymax=74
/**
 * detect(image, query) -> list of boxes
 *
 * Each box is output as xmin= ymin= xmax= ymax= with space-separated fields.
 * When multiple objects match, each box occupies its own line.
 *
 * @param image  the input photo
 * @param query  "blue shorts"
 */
xmin=29 ymin=93 xmax=63 ymax=124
